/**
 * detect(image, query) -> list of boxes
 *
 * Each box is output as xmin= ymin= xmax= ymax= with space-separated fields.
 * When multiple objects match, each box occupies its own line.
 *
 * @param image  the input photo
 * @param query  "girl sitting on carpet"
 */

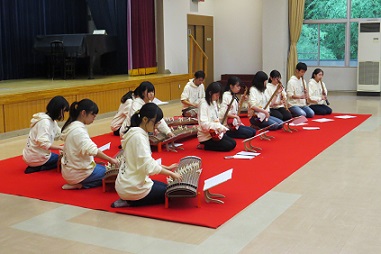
xmin=265 ymin=70 xmax=292 ymax=121
xmin=60 ymin=99 xmax=119 ymax=190
xmin=248 ymin=71 xmax=284 ymax=130
xmin=110 ymin=90 xmax=135 ymax=136
xmin=23 ymin=96 xmax=69 ymax=174
xmin=219 ymin=76 xmax=256 ymax=139
xmin=119 ymin=81 xmax=174 ymax=138
xmin=111 ymin=103 xmax=181 ymax=208
xmin=197 ymin=82 xmax=236 ymax=151
xmin=307 ymin=68 xmax=332 ymax=115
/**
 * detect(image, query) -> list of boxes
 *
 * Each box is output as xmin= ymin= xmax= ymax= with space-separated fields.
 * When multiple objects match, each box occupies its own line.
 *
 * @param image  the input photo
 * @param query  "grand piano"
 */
xmin=34 ymin=34 xmax=117 ymax=79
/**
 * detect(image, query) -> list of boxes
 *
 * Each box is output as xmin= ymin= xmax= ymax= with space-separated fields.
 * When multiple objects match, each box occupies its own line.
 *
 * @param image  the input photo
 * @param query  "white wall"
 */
xmin=161 ymin=0 xmax=357 ymax=91
xmin=162 ymin=0 xmax=189 ymax=74
xmin=262 ymin=0 xmax=289 ymax=79
xmin=162 ymin=0 xmax=263 ymax=80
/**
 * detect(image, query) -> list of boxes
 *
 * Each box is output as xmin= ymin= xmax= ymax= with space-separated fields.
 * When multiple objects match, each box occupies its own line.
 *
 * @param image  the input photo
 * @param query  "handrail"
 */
xmin=188 ymin=34 xmax=208 ymax=78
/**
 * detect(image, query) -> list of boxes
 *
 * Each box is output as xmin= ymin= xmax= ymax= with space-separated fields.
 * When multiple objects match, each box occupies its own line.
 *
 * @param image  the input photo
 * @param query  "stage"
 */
xmin=0 ymin=73 xmax=189 ymax=134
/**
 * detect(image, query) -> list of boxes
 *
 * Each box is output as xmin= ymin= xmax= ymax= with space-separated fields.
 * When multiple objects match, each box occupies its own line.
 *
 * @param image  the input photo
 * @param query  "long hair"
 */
xmin=120 ymin=91 xmax=134 ymax=103
xmin=225 ymin=76 xmax=241 ymax=95
xmin=62 ymin=99 xmax=99 ymax=131
xmin=127 ymin=103 xmax=163 ymax=132
xmin=46 ymin=95 xmax=69 ymax=121
xmin=135 ymin=81 xmax=155 ymax=100
xmin=252 ymin=71 xmax=268 ymax=93
xmin=205 ymin=82 xmax=222 ymax=105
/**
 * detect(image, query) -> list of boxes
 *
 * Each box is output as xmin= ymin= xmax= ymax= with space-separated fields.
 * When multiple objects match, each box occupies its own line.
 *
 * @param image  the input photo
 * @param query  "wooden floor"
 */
xmin=1 ymin=91 xmax=381 ymax=253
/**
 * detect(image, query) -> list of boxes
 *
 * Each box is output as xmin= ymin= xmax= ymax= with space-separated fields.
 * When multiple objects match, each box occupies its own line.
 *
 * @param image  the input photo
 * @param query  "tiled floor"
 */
xmin=1 ymin=91 xmax=381 ymax=254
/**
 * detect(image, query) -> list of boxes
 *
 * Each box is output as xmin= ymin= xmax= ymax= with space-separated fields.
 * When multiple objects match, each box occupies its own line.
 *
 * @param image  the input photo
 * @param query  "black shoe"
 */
xmin=24 ymin=166 xmax=42 ymax=174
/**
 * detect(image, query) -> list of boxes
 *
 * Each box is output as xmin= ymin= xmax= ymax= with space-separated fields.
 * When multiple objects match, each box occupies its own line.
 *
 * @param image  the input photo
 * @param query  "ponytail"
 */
xmin=62 ymin=99 xmax=99 ymax=131
xmin=125 ymin=103 xmax=163 ymax=133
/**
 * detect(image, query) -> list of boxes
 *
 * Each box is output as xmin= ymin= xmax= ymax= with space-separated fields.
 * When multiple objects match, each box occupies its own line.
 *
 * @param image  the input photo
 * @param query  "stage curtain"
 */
xmin=287 ymin=0 xmax=305 ymax=80
xmin=0 ymin=0 xmax=87 ymax=80
xmin=87 ymin=0 xmax=128 ymax=74
xmin=130 ymin=0 xmax=156 ymax=70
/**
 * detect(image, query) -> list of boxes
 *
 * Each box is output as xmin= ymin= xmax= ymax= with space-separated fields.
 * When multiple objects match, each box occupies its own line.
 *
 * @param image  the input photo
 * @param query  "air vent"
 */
xmin=358 ymin=61 xmax=379 ymax=85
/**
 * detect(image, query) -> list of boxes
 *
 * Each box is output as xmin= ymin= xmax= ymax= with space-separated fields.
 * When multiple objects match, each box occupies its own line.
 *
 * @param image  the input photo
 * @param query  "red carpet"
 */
xmin=0 ymin=113 xmax=370 ymax=228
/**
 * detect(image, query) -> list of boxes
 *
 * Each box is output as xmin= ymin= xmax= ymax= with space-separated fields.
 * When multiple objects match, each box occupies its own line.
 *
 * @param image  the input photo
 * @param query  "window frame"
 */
xmin=300 ymin=0 xmax=381 ymax=67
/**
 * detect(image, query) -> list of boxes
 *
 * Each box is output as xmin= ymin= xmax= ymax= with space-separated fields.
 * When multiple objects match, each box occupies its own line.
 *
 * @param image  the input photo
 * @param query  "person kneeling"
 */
xmin=111 ymin=103 xmax=181 ymax=208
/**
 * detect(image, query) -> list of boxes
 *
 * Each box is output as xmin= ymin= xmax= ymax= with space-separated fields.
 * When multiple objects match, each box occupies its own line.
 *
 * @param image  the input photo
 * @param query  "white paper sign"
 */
xmin=203 ymin=168 xmax=233 ymax=191
xmin=99 ymin=142 xmax=111 ymax=152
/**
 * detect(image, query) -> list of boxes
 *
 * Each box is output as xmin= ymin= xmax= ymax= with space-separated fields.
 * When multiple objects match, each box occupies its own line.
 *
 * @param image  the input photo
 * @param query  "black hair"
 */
xmin=194 ymin=70 xmax=206 ymax=79
xmin=205 ymin=82 xmax=222 ymax=105
xmin=268 ymin=70 xmax=282 ymax=83
xmin=252 ymin=71 xmax=268 ymax=93
xmin=121 ymin=91 xmax=134 ymax=103
xmin=135 ymin=81 xmax=155 ymax=100
xmin=46 ymin=96 xmax=69 ymax=121
xmin=296 ymin=62 xmax=307 ymax=71
xmin=128 ymin=102 xmax=163 ymax=130
xmin=62 ymin=99 xmax=99 ymax=131
xmin=311 ymin=68 xmax=324 ymax=79
xmin=225 ymin=76 xmax=241 ymax=93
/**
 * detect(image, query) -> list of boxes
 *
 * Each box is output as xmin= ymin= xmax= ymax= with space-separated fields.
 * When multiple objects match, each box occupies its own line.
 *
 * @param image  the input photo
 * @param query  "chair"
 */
xmin=49 ymin=40 xmax=76 ymax=79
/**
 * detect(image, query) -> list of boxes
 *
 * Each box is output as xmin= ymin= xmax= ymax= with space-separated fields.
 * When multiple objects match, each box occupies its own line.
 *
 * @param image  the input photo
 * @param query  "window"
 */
xmin=297 ymin=0 xmax=381 ymax=67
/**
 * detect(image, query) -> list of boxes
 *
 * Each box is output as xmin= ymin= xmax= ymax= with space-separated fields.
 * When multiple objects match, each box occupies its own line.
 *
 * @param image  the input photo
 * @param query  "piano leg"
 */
xmin=88 ymin=55 xmax=96 ymax=79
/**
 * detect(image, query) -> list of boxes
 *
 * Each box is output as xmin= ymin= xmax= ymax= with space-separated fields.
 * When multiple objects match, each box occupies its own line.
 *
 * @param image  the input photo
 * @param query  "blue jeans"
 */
xmin=309 ymin=104 xmax=332 ymax=115
xmin=40 ymin=153 xmax=59 ymax=170
xmin=289 ymin=106 xmax=315 ymax=118
xmin=226 ymin=125 xmax=256 ymax=139
xmin=250 ymin=116 xmax=284 ymax=130
xmin=80 ymin=164 xmax=106 ymax=189
xmin=129 ymin=180 xmax=167 ymax=207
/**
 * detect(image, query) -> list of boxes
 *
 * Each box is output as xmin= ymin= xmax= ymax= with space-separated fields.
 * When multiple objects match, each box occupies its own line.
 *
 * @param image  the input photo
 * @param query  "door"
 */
xmin=187 ymin=14 xmax=214 ymax=86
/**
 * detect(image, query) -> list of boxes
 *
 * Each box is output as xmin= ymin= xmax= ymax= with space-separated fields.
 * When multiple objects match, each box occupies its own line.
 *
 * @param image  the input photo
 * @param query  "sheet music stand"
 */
xmin=203 ymin=168 xmax=233 ymax=204
xmin=282 ymin=116 xmax=307 ymax=133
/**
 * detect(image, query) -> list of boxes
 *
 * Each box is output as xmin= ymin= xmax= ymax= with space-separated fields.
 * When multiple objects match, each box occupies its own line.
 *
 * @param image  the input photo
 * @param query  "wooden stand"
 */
xmin=204 ymin=190 xmax=225 ymax=204
xmin=203 ymin=168 xmax=233 ymax=205
xmin=242 ymin=131 xmax=269 ymax=152
xmin=282 ymin=116 xmax=307 ymax=133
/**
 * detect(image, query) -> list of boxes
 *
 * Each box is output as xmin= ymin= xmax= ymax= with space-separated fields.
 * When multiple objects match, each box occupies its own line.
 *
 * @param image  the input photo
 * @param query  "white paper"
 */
xmin=203 ymin=168 xmax=233 ymax=191
xmin=312 ymin=118 xmax=334 ymax=123
xmin=99 ymin=142 xmax=111 ymax=152
xmin=290 ymin=115 xmax=308 ymax=125
xmin=151 ymin=97 xmax=168 ymax=105
xmin=166 ymin=143 xmax=183 ymax=148
xmin=334 ymin=115 xmax=357 ymax=119
xmin=225 ymin=155 xmax=255 ymax=160
xmin=289 ymin=122 xmax=308 ymax=126
xmin=236 ymin=151 xmax=260 ymax=156
xmin=303 ymin=126 xmax=320 ymax=130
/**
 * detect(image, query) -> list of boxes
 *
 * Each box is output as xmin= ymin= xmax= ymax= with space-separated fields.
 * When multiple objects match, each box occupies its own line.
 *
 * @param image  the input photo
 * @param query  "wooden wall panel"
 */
xmin=0 ymin=105 xmax=4 ymax=133
xmin=0 ymin=74 xmax=189 ymax=133
xmin=4 ymin=100 xmax=46 ymax=132
xmin=155 ymin=83 xmax=171 ymax=102
xmin=170 ymin=81 xmax=186 ymax=100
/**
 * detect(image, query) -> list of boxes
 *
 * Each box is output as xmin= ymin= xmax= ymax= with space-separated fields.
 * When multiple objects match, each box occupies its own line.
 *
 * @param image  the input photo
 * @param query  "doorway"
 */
xmin=187 ymin=14 xmax=214 ymax=86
